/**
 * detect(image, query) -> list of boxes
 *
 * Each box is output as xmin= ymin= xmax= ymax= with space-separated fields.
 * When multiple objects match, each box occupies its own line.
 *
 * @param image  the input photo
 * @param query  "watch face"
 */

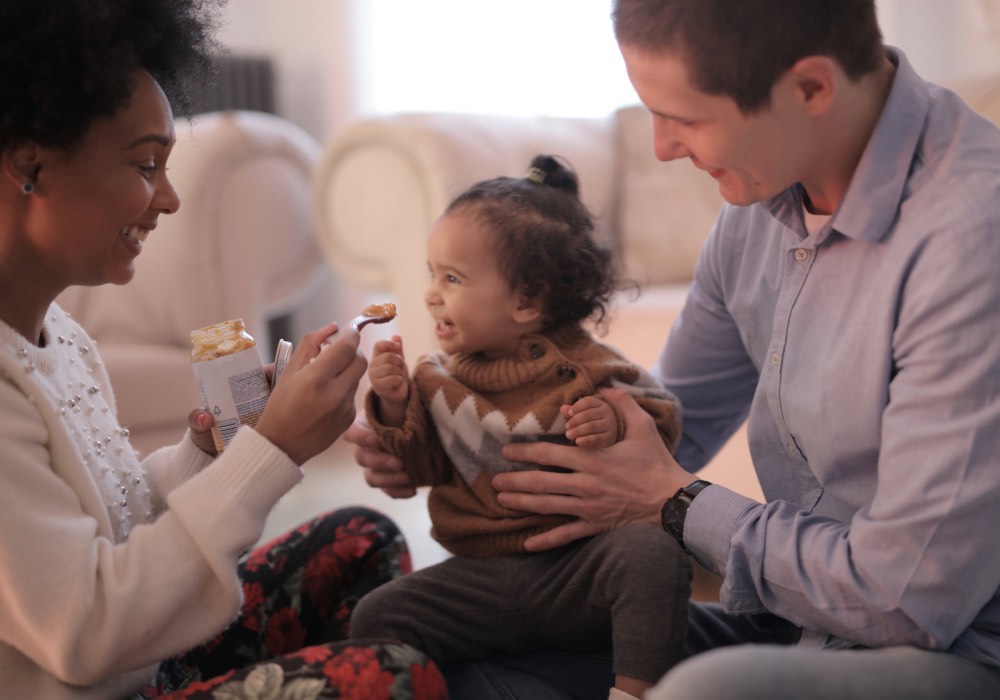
xmin=661 ymin=498 xmax=688 ymax=542
xmin=661 ymin=480 xmax=710 ymax=550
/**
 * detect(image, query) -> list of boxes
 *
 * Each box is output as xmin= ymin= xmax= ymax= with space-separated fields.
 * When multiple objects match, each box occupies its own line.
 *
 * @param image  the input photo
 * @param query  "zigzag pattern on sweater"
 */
xmin=428 ymin=389 xmax=567 ymax=487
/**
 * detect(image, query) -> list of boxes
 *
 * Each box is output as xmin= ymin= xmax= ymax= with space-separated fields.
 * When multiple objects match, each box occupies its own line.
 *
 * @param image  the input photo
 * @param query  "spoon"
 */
xmin=320 ymin=302 xmax=398 ymax=348
xmin=351 ymin=302 xmax=398 ymax=331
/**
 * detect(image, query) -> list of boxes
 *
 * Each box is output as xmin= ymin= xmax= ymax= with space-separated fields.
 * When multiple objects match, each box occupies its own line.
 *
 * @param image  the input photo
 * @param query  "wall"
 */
xmin=219 ymin=1 xmax=1000 ymax=145
xmin=878 ymin=0 xmax=1000 ymax=82
xmin=215 ymin=0 xmax=366 ymax=141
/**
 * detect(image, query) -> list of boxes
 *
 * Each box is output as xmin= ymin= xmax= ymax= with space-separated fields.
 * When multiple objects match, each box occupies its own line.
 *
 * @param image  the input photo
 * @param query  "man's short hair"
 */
xmin=613 ymin=0 xmax=884 ymax=114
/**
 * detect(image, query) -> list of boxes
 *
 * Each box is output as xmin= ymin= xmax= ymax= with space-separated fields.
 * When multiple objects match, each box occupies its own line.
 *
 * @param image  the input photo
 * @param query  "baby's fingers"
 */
xmin=565 ymin=406 xmax=617 ymax=447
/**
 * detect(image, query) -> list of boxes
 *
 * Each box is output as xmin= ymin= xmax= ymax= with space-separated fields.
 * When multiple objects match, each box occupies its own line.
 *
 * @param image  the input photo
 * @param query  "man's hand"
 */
xmin=344 ymin=417 xmax=418 ymax=499
xmin=495 ymin=389 xmax=695 ymax=551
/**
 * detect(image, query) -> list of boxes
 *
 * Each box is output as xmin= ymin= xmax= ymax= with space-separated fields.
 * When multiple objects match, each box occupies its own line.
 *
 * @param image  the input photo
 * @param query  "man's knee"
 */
xmin=646 ymin=645 xmax=777 ymax=700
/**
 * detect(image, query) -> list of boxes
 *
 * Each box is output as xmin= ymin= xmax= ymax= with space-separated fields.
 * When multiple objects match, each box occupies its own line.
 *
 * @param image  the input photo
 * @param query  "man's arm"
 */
xmin=701 ymin=222 xmax=1000 ymax=650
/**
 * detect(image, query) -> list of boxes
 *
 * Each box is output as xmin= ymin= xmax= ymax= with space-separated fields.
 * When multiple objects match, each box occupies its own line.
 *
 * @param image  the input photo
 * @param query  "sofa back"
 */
xmin=613 ymin=105 xmax=724 ymax=288
xmin=58 ymin=110 xmax=329 ymax=352
xmin=609 ymin=72 xmax=1000 ymax=291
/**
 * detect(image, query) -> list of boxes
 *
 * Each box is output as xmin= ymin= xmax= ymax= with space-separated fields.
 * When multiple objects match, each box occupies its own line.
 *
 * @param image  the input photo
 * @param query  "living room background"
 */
xmin=216 ymin=0 xmax=1000 ymax=144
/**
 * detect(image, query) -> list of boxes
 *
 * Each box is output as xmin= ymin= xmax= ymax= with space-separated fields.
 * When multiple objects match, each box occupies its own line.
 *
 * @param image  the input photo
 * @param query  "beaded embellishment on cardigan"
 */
xmin=5 ymin=313 xmax=153 ymax=540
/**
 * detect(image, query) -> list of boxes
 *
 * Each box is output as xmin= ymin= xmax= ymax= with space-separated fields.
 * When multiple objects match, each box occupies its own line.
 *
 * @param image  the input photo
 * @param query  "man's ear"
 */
xmin=2 ymin=143 xmax=42 ymax=191
xmin=786 ymin=55 xmax=837 ymax=117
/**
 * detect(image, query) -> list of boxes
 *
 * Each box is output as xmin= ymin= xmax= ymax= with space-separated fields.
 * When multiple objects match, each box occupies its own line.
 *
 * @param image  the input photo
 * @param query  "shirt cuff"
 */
xmin=684 ymin=484 xmax=758 ymax=579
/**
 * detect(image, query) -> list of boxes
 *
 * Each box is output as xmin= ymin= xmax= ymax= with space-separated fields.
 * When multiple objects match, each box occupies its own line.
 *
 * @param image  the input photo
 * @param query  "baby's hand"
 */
xmin=562 ymin=395 xmax=619 ymax=448
xmin=369 ymin=335 xmax=409 ymax=404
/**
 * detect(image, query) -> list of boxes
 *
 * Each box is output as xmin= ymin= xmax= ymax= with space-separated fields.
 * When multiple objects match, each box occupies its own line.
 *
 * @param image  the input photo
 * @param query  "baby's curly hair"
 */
xmin=446 ymin=154 xmax=632 ymax=334
xmin=0 ymin=0 xmax=225 ymax=153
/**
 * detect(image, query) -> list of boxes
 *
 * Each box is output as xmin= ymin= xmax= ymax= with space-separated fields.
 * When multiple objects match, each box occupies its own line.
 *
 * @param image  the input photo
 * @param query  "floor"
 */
xmin=260 ymin=438 xmax=451 ymax=570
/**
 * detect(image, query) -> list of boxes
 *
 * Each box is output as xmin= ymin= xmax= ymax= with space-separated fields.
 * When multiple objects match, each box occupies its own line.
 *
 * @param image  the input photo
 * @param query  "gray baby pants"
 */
xmin=350 ymin=521 xmax=691 ymax=683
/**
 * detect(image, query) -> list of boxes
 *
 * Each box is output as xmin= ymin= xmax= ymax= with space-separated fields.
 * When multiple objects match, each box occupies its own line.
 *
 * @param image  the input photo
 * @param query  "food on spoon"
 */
xmin=352 ymin=302 xmax=398 ymax=330
xmin=319 ymin=303 xmax=399 ymax=350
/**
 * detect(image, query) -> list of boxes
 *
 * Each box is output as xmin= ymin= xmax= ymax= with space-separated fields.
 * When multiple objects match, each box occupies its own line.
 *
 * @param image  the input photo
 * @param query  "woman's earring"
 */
xmin=22 ymin=182 xmax=34 ymax=194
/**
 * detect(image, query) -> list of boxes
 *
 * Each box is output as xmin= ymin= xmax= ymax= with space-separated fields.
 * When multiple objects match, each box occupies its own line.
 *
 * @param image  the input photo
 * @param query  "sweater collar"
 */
xmin=450 ymin=325 xmax=588 ymax=392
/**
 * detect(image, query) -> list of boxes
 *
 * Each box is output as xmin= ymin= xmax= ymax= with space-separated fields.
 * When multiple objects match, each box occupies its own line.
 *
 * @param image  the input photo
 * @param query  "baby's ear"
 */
xmin=512 ymin=295 xmax=543 ymax=324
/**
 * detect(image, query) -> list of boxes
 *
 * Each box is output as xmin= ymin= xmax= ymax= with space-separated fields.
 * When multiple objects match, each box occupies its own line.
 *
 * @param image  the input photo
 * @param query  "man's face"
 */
xmin=620 ymin=43 xmax=808 ymax=207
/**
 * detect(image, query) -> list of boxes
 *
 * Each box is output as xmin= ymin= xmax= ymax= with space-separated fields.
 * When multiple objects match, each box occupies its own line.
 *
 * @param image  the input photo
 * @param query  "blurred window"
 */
xmin=365 ymin=0 xmax=638 ymax=117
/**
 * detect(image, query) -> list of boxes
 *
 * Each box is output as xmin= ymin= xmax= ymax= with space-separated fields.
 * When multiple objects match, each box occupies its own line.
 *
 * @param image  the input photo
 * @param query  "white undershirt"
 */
xmin=803 ymin=206 xmax=832 ymax=235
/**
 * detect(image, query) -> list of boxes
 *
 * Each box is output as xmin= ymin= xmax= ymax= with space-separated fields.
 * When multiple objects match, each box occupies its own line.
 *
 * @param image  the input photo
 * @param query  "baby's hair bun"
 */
xmin=524 ymin=154 xmax=579 ymax=196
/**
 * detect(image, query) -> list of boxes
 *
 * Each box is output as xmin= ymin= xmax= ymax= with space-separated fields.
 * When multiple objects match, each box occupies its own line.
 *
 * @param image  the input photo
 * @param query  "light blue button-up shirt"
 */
xmin=655 ymin=48 xmax=1000 ymax=665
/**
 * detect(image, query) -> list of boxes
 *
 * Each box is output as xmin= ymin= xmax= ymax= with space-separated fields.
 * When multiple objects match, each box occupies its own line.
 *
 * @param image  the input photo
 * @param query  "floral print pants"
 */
xmin=136 ymin=506 xmax=447 ymax=700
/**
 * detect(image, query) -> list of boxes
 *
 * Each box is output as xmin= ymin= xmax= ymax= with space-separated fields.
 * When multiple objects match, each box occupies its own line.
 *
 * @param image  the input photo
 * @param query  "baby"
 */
xmin=351 ymin=154 xmax=691 ymax=700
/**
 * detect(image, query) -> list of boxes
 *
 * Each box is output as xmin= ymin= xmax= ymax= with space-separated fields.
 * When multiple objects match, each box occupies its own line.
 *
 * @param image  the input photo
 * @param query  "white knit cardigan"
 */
xmin=0 ymin=304 xmax=302 ymax=700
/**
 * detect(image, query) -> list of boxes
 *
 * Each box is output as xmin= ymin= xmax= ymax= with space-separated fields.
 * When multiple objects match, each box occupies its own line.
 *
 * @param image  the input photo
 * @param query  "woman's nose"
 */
xmin=156 ymin=173 xmax=181 ymax=214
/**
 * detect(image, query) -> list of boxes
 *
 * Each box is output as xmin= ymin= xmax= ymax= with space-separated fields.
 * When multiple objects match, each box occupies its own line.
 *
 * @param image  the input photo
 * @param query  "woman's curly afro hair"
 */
xmin=0 ymin=0 xmax=225 ymax=152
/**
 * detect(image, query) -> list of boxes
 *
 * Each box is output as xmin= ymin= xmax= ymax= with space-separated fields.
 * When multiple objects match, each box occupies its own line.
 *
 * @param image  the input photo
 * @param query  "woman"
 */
xmin=0 ymin=1 xmax=445 ymax=698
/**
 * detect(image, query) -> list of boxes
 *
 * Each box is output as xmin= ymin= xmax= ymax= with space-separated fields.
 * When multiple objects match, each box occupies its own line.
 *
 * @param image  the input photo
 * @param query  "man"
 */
xmin=350 ymin=1 xmax=1000 ymax=697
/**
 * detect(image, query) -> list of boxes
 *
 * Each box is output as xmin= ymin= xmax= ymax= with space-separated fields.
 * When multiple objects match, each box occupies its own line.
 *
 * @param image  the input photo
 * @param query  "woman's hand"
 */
xmin=253 ymin=323 xmax=367 ymax=465
xmin=495 ymin=389 xmax=695 ymax=551
xmin=343 ymin=417 xmax=418 ymax=499
xmin=187 ymin=408 xmax=218 ymax=456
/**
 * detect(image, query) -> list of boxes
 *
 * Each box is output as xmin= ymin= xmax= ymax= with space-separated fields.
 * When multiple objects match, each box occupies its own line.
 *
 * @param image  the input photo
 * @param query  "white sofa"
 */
xmin=57 ymin=110 xmax=337 ymax=456
xmin=313 ymin=73 xmax=1000 ymax=500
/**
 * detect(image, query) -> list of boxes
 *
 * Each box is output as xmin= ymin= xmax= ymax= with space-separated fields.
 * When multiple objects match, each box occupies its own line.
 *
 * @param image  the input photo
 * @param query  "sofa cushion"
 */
xmin=614 ymin=105 xmax=725 ymax=287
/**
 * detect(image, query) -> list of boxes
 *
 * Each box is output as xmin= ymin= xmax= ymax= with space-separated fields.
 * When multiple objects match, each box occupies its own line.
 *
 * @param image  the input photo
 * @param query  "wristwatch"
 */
xmin=660 ymin=479 xmax=712 ymax=552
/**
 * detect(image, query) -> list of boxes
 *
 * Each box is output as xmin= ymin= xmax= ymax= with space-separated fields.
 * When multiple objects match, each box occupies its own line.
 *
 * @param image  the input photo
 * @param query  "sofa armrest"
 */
xmin=313 ymin=111 xmax=617 ymax=360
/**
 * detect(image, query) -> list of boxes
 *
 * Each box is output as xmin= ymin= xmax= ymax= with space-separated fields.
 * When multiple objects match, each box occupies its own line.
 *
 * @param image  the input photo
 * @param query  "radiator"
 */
xmin=191 ymin=55 xmax=277 ymax=115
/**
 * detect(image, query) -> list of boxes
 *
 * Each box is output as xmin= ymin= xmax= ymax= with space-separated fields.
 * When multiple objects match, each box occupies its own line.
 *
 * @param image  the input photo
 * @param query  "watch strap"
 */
xmin=661 ymin=479 xmax=712 ymax=552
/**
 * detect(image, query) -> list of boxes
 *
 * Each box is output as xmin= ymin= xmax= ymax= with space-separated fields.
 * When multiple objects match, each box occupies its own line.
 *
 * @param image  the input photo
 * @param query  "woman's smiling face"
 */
xmin=26 ymin=69 xmax=180 ymax=289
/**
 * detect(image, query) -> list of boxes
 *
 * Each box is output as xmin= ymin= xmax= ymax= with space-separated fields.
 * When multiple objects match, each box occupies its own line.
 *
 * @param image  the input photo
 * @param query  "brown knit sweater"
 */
xmin=366 ymin=324 xmax=681 ymax=558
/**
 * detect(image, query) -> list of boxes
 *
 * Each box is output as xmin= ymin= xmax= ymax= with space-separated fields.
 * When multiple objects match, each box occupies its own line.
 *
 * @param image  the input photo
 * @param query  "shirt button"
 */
xmin=557 ymin=365 xmax=576 ymax=380
xmin=770 ymin=352 xmax=781 ymax=365
xmin=794 ymin=249 xmax=810 ymax=262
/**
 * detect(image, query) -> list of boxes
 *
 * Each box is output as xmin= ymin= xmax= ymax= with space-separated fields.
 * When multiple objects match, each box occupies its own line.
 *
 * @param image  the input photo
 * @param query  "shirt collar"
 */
xmin=763 ymin=47 xmax=929 ymax=244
